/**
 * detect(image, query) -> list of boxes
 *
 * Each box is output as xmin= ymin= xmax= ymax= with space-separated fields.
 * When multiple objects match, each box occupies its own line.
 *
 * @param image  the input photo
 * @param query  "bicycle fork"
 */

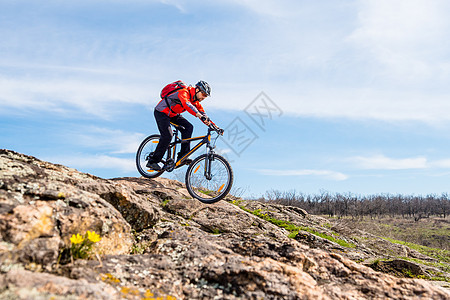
xmin=204 ymin=146 xmax=215 ymax=180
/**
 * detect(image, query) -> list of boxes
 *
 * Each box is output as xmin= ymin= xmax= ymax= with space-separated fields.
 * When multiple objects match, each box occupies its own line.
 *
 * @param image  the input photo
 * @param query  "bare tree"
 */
xmin=260 ymin=190 xmax=450 ymax=220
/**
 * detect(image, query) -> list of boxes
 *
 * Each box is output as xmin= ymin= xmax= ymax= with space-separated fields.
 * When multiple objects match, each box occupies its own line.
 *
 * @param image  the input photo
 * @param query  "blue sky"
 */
xmin=2 ymin=0 xmax=450 ymax=198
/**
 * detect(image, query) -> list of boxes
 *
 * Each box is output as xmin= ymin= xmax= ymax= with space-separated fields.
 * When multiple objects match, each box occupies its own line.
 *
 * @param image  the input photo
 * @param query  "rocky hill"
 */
xmin=0 ymin=149 xmax=449 ymax=299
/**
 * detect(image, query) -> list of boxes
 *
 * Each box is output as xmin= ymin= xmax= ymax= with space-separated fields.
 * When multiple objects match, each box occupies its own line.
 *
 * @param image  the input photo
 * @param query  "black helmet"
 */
xmin=195 ymin=80 xmax=211 ymax=96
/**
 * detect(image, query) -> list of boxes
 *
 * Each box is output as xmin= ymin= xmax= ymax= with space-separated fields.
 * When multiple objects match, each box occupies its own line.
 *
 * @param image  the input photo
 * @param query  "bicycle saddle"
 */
xmin=170 ymin=122 xmax=186 ymax=130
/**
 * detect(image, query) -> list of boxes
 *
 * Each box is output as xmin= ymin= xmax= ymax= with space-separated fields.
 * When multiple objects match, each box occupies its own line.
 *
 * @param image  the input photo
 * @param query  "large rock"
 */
xmin=0 ymin=150 xmax=150 ymax=269
xmin=0 ymin=268 xmax=120 ymax=299
xmin=1 ymin=149 xmax=449 ymax=299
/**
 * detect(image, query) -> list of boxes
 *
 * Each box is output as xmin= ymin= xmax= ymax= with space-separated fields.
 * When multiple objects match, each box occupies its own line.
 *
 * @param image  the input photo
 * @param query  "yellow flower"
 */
xmin=70 ymin=233 xmax=84 ymax=244
xmin=86 ymin=230 xmax=101 ymax=243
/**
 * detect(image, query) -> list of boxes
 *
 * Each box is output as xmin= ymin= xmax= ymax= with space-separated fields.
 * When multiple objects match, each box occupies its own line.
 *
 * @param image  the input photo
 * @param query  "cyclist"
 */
xmin=146 ymin=80 xmax=212 ymax=171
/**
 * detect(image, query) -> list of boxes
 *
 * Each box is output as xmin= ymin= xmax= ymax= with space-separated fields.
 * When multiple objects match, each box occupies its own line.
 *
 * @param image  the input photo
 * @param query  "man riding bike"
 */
xmin=146 ymin=80 xmax=211 ymax=171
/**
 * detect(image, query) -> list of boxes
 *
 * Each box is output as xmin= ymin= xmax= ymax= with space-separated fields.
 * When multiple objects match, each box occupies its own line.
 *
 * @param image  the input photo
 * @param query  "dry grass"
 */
xmin=329 ymin=216 xmax=449 ymax=251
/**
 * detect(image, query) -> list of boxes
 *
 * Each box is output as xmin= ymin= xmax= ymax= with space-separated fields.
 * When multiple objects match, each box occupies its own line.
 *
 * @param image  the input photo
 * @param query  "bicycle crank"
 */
xmin=164 ymin=159 xmax=175 ymax=172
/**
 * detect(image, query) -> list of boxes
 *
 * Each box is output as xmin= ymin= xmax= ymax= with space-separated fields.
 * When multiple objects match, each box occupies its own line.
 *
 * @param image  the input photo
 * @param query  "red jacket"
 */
xmin=155 ymin=86 xmax=205 ymax=118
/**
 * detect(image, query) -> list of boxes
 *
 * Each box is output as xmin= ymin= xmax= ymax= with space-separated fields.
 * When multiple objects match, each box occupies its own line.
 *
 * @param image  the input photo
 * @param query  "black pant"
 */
xmin=150 ymin=110 xmax=193 ymax=163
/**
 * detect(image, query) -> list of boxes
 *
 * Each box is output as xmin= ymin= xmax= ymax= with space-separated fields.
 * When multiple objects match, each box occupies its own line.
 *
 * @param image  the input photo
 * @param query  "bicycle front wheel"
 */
xmin=185 ymin=154 xmax=233 ymax=204
xmin=136 ymin=134 xmax=165 ymax=178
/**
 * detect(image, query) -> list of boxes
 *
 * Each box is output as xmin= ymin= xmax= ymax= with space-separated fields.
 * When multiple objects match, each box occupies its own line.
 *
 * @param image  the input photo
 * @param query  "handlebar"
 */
xmin=208 ymin=122 xmax=224 ymax=135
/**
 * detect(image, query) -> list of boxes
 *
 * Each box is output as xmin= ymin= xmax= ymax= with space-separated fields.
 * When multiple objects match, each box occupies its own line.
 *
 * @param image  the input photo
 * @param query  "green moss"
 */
xmin=199 ymin=189 xmax=213 ymax=195
xmin=430 ymin=276 xmax=450 ymax=282
xmin=396 ymin=256 xmax=450 ymax=274
xmin=211 ymin=228 xmax=221 ymax=235
xmin=229 ymin=199 xmax=244 ymax=205
xmin=161 ymin=199 xmax=171 ymax=207
xmin=383 ymin=237 xmax=450 ymax=264
xmin=323 ymin=223 xmax=332 ymax=229
xmin=401 ymin=268 xmax=415 ymax=278
xmin=287 ymin=231 xmax=298 ymax=239
xmin=234 ymin=203 xmax=356 ymax=248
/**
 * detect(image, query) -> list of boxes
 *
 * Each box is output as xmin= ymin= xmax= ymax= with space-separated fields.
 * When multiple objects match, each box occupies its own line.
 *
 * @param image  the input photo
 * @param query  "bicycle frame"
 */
xmin=164 ymin=123 xmax=215 ymax=171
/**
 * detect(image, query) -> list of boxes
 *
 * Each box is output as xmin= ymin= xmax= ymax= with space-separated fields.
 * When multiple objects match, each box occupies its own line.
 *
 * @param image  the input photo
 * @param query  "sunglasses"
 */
xmin=198 ymin=90 xmax=208 ymax=97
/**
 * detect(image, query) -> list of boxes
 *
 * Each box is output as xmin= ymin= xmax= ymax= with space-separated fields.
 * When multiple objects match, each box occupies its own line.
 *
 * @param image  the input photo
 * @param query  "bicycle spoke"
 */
xmin=185 ymin=154 xmax=233 ymax=203
xmin=136 ymin=135 xmax=164 ymax=178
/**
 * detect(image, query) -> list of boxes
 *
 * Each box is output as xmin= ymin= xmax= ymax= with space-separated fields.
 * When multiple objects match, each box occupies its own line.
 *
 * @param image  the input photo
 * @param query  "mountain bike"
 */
xmin=136 ymin=122 xmax=233 ymax=204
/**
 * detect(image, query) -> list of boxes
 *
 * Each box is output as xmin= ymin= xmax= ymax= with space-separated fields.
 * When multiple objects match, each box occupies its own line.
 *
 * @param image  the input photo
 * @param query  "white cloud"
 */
xmin=229 ymin=0 xmax=298 ymax=17
xmin=275 ymin=87 xmax=450 ymax=124
xmin=430 ymin=159 xmax=450 ymax=169
xmin=46 ymin=154 xmax=136 ymax=173
xmin=207 ymin=0 xmax=450 ymax=124
xmin=351 ymin=154 xmax=428 ymax=170
xmin=257 ymin=169 xmax=348 ymax=181
xmin=159 ymin=0 xmax=188 ymax=13
xmin=41 ymin=127 xmax=147 ymax=174
xmin=350 ymin=154 xmax=450 ymax=171
xmin=2 ymin=0 xmax=450 ymax=126
xmin=349 ymin=0 xmax=450 ymax=82
xmin=71 ymin=127 xmax=146 ymax=154
xmin=0 ymin=75 xmax=155 ymax=118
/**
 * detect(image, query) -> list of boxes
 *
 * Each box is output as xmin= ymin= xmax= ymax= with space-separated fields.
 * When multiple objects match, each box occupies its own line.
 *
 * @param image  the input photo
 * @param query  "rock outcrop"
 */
xmin=0 ymin=149 xmax=448 ymax=299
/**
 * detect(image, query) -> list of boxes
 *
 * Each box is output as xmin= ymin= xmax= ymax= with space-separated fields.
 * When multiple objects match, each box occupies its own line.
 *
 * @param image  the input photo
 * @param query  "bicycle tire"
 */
xmin=185 ymin=153 xmax=233 ymax=203
xmin=136 ymin=134 xmax=165 ymax=179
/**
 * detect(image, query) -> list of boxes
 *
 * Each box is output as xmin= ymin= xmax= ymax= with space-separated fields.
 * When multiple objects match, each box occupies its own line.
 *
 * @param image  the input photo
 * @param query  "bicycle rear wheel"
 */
xmin=136 ymin=134 xmax=165 ymax=178
xmin=185 ymin=154 xmax=233 ymax=203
